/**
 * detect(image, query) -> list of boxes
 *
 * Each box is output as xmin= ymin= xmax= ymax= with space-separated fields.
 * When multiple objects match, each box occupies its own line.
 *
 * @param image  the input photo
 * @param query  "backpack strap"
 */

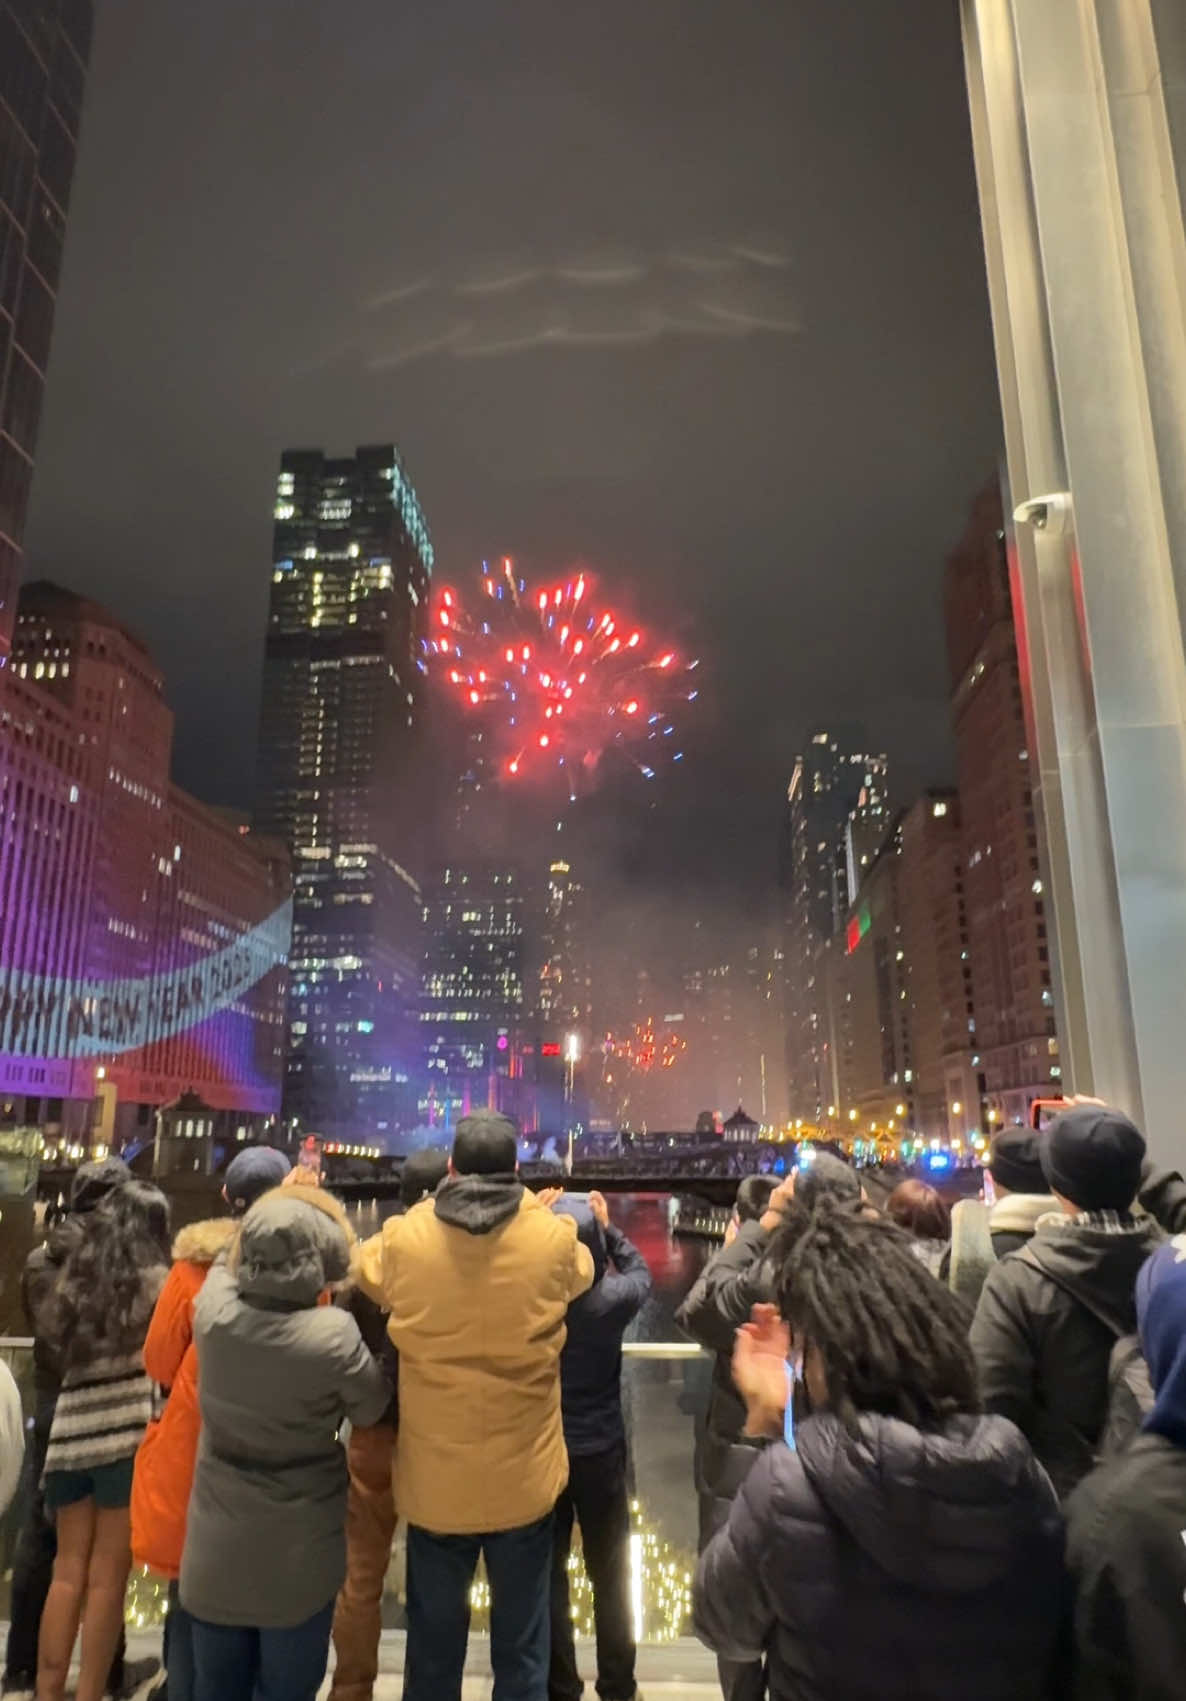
xmin=1015 ymin=1242 xmax=1126 ymax=1338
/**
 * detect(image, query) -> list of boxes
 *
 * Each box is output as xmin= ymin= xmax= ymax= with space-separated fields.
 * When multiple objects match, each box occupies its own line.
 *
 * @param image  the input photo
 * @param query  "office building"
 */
xmin=420 ymin=864 xmax=525 ymax=1128
xmin=819 ymin=792 xmax=978 ymax=1145
xmin=945 ymin=481 xmax=1057 ymax=1125
xmin=534 ymin=857 xmax=591 ymax=1032
xmin=1 ymin=583 xmax=290 ymax=1144
xmin=780 ymin=728 xmax=889 ymax=1121
xmin=0 ymin=0 xmax=93 ymax=662
xmin=254 ymin=446 xmax=432 ymax=1139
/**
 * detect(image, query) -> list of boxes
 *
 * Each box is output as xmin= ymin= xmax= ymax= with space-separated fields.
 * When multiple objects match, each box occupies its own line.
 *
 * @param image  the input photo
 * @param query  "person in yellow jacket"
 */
xmin=357 ymin=1112 xmax=593 ymax=1701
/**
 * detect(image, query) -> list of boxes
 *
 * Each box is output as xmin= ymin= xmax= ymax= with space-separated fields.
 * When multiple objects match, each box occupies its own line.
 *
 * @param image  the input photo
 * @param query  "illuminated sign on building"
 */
xmin=846 ymin=904 xmax=872 ymax=956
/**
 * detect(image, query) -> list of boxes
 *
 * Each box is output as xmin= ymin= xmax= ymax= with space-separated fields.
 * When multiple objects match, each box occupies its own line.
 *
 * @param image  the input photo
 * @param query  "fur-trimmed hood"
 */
xmin=172 ymin=1218 xmax=236 ymax=1266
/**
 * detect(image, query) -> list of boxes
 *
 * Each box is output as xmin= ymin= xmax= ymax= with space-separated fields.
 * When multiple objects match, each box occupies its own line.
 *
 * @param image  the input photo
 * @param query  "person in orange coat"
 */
xmin=131 ymin=1146 xmax=290 ymax=1701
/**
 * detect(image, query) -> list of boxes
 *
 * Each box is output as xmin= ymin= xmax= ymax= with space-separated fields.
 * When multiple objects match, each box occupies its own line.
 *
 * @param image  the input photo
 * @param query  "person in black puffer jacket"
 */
xmin=678 ymin=1157 xmax=866 ymax=1701
xmin=694 ymin=1204 xmax=1065 ymax=1701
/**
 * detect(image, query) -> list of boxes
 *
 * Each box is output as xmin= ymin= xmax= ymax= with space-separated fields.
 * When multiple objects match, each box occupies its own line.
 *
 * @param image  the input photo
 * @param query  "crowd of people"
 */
xmin=1 ymin=1099 xmax=1185 ymax=1700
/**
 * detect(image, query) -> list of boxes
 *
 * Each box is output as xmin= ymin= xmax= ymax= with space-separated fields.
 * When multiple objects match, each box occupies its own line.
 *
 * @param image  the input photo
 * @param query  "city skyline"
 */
xmin=19 ymin=0 xmax=1003 ymax=906
xmin=0 ymin=1 xmax=1079 ymax=1144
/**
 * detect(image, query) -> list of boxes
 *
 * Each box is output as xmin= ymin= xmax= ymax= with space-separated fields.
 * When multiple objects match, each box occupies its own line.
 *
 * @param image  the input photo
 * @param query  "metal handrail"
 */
xmin=0 ymin=1336 xmax=701 ymax=1356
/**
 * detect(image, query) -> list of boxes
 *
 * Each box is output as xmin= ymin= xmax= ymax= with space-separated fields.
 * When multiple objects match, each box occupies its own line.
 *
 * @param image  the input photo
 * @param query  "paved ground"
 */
xmin=326 ymin=1634 xmax=721 ymax=1699
xmin=103 ymin=1630 xmax=723 ymax=1699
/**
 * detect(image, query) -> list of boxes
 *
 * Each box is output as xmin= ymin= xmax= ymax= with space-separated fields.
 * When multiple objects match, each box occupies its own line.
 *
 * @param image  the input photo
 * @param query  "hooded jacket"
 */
xmin=131 ymin=1218 xmax=236 ymax=1579
xmin=357 ymin=1174 xmax=594 ymax=1534
xmin=676 ymin=1218 xmax=773 ymax=1509
xmin=554 ymin=1203 xmax=652 ymax=1457
xmin=971 ymin=1211 xmax=1163 ymax=1498
xmin=694 ymin=1411 xmax=1065 ymax=1701
xmin=180 ymin=1194 xmax=389 ymax=1628
xmin=1065 ymin=1234 xmax=1186 ymax=1699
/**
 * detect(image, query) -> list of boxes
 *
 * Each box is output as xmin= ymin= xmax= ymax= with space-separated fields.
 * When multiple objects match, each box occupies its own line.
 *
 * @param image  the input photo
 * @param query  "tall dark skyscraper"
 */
xmin=254 ymin=445 xmax=432 ymax=1140
xmin=780 ymin=728 xmax=889 ymax=1121
xmin=0 ymin=0 xmax=93 ymax=662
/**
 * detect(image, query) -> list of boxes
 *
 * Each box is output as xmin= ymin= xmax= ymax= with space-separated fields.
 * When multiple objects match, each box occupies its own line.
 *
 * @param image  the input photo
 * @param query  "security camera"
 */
xmin=1013 ymin=491 xmax=1074 ymax=538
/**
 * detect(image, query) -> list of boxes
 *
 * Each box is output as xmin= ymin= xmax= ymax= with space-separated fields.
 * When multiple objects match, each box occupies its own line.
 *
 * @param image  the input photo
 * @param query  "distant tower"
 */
xmin=0 ymin=0 xmax=96 ymax=662
xmin=254 ymin=446 xmax=432 ymax=1140
xmin=780 ymin=728 xmax=889 ymax=1121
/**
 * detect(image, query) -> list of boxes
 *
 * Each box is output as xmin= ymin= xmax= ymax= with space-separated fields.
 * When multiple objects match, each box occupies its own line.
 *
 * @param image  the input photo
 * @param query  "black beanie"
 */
xmin=1041 ymin=1105 xmax=1145 ymax=1212
xmin=988 ymin=1128 xmax=1047 ymax=1195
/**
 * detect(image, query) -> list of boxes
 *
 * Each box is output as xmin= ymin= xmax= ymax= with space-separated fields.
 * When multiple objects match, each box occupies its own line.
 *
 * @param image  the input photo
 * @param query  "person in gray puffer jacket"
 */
xmin=694 ymin=1204 xmax=1065 ymax=1701
xmin=180 ymin=1187 xmax=389 ymax=1701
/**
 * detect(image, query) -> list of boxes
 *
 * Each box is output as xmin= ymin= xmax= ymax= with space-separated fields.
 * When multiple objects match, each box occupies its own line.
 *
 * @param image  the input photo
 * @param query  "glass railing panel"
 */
xmin=2 ymin=1340 xmax=709 ymax=1646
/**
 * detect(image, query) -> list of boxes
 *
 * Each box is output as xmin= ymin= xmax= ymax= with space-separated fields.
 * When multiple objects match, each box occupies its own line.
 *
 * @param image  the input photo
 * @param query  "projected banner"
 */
xmin=0 ymin=900 xmax=293 ymax=1060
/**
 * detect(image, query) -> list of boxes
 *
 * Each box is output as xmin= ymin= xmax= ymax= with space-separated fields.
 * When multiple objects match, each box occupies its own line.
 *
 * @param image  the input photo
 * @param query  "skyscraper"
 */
xmin=945 ymin=479 xmax=1057 ymax=1125
xmin=0 ymin=0 xmax=94 ymax=661
xmin=533 ymin=857 xmax=591 ymax=1033
xmin=420 ymin=864 xmax=525 ymax=1129
xmin=254 ymin=446 xmax=432 ymax=1140
xmin=817 ymin=791 xmax=978 ymax=1145
xmin=780 ymin=728 xmax=889 ymax=1120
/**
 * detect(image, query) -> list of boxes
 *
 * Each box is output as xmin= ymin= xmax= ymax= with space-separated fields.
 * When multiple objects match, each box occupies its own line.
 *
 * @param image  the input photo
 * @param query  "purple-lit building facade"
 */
xmin=1 ymin=584 xmax=291 ymax=1144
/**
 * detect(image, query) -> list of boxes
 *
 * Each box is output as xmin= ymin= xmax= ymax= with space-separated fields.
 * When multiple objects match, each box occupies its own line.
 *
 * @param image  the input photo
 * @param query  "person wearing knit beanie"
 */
xmin=1040 ymin=1105 xmax=1145 ymax=1212
xmin=987 ymin=1128 xmax=1047 ymax=1197
xmin=971 ymin=1103 xmax=1162 ymax=1498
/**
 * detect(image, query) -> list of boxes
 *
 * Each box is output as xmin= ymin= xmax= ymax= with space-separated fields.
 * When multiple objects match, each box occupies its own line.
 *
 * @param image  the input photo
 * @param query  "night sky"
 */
xmin=24 ymin=0 xmax=1002 ymax=945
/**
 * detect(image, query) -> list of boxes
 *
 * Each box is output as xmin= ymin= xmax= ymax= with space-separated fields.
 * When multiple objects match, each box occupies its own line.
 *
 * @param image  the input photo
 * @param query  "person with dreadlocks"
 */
xmin=693 ymin=1202 xmax=1065 ymax=1701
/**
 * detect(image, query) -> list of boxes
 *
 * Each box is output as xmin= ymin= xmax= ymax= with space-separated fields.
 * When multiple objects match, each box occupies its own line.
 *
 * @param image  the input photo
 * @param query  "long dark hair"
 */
xmin=48 ymin=1180 xmax=171 ymax=1370
xmin=770 ymin=1199 xmax=977 ymax=1434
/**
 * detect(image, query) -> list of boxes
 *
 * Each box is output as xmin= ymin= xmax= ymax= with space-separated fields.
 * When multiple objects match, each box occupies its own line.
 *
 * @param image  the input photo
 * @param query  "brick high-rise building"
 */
xmin=0 ymin=0 xmax=93 ymax=662
xmin=1 ymin=583 xmax=290 ymax=1142
xmin=945 ymin=480 xmax=1058 ymax=1125
xmin=254 ymin=446 xmax=432 ymax=1140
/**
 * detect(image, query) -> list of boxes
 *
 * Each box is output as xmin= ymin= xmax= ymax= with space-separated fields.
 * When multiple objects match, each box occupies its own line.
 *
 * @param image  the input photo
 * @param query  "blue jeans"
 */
xmin=190 ymin=1599 xmax=334 ymax=1701
xmin=163 ymin=1580 xmax=195 ymax=1701
xmin=404 ymin=1514 xmax=553 ymax=1701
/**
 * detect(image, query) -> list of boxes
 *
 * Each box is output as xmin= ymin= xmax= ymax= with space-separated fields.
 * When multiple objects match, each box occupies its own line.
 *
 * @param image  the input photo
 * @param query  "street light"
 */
xmin=563 ymin=1033 xmax=582 ymax=1174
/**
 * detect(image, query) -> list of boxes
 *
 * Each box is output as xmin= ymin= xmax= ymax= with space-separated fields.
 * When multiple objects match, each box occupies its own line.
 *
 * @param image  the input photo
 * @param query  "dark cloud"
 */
xmin=23 ymin=0 xmax=1001 ymax=948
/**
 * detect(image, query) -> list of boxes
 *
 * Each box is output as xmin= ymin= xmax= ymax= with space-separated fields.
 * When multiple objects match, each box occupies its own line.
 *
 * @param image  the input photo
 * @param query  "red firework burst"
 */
xmin=426 ymin=558 xmax=698 ymax=790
